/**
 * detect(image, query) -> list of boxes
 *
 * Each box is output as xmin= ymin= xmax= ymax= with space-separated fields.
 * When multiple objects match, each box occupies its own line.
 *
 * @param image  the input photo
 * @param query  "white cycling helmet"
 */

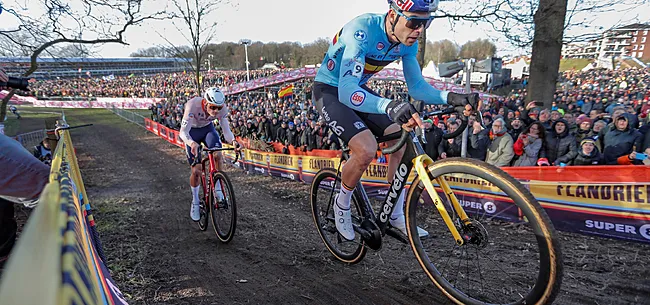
xmin=204 ymin=87 xmax=225 ymax=106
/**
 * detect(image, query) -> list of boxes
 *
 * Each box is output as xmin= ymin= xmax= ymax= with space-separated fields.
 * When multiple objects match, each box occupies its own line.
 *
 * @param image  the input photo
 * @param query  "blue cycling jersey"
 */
xmin=314 ymin=13 xmax=450 ymax=115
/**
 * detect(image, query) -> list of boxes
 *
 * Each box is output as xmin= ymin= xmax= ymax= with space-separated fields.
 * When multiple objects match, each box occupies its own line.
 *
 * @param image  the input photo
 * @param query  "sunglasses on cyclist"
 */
xmin=208 ymin=105 xmax=223 ymax=111
xmin=394 ymin=9 xmax=434 ymax=30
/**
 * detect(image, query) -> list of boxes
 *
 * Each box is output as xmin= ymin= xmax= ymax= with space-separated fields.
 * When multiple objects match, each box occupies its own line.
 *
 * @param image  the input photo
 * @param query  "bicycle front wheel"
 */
xmin=210 ymin=171 xmax=237 ymax=243
xmin=197 ymin=158 xmax=210 ymax=231
xmin=406 ymin=158 xmax=563 ymax=305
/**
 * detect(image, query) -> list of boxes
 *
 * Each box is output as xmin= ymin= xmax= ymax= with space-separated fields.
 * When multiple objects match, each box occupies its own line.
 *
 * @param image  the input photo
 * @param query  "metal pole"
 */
xmin=245 ymin=44 xmax=250 ymax=82
xmin=461 ymin=59 xmax=474 ymax=158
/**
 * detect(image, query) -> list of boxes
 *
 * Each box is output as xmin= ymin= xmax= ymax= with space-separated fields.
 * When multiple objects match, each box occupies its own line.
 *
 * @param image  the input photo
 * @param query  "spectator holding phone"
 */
xmin=513 ymin=122 xmax=546 ymax=166
xmin=603 ymin=115 xmax=643 ymax=165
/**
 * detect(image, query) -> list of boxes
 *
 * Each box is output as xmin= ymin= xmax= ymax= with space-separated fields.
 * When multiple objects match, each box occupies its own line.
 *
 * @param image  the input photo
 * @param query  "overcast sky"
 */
xmin=2 ymin=0 xmax=650 ymax=58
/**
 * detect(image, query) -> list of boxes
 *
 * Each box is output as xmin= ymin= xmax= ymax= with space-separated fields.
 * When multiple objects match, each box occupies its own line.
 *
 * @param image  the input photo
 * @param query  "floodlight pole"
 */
xmin=461 ymin=58 xmax=475 ymax=158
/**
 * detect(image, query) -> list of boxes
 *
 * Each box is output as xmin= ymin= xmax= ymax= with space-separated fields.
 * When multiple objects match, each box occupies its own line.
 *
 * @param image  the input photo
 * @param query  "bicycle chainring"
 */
xmin=360 ymin=219 xmax=382 ymax=251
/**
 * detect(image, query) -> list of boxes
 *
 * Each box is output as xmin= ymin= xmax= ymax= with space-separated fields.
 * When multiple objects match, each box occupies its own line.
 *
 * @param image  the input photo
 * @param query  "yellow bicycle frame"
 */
xmin=412 ymin=154 xmax=471 ymax=246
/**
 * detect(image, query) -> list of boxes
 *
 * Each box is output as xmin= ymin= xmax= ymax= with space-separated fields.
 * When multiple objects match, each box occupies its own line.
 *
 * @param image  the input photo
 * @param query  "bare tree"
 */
xmin=0 ymin=0 xmax=171 ymax=128
xmin=426 ymin=39 xmax=460 ymax=64
xmin=167 ymin=0 xmax=228 ymax=92
xmin=459 ymin=38 xmax=497 ymax=60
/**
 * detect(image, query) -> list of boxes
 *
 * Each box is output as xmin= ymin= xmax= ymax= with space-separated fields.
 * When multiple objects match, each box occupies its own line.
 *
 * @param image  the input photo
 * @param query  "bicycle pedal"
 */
xmin=385 ymin=227 xmax=409 ymax=244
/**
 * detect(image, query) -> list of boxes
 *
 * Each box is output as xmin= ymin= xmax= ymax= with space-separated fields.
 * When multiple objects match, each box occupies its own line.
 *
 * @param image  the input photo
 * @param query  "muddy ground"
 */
xmin=8 ymin=108 xmax=650 ymax=304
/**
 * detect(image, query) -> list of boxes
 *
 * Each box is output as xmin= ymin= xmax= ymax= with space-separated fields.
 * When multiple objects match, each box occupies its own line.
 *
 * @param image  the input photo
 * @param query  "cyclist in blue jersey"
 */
xmin=312 ymin=0 xmax=479 ymax=240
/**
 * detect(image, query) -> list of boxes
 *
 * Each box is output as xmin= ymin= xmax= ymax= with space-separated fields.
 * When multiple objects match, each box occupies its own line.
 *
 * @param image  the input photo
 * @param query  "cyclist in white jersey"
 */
xmin=179 ymin=87 xmax=239 ymax=221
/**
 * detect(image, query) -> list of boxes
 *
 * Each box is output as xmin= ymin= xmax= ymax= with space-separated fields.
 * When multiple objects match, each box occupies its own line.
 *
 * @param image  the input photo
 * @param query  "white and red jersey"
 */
xmin=179 ymin=96 xmax=234 ymax=146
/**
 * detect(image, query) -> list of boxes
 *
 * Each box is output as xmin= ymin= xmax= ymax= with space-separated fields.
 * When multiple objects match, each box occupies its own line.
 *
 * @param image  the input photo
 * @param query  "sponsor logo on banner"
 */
xmin=308 ymin=158 xmax=337 ymax=171
xmin=280 ymin=172 xmax=296 ymax=180
xmin=377 ymin=42 xmax=385 ymax=51
xmin=460 ymin=200 xmax=497 ymax=214
xmin=327 ymin=59 xmax=335 ymax=71
xmin=350 ymin=90 xmax=366 ymax=106
xmin=585 ymin=220 xmax=640 ymax=235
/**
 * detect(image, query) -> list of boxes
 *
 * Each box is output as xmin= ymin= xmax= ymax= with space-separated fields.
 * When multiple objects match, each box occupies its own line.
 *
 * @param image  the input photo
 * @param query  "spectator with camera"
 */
xmin=513 ymin=121 xmax=546 ymax=166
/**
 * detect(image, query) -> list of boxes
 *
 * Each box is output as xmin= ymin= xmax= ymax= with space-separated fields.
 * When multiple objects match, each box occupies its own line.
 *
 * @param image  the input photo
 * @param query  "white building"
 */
xmin=562 ymin=23 xmax=650 ymax=61
xmin=503 ymin=57 xmax=530 ymax=79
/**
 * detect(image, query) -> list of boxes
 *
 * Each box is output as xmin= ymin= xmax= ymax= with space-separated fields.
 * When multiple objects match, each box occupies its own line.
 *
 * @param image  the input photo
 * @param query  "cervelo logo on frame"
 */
xmin=380 ymin=163 xmax=408 ymax=222
xmin=350 ymin=90 xmax=366 ymax=106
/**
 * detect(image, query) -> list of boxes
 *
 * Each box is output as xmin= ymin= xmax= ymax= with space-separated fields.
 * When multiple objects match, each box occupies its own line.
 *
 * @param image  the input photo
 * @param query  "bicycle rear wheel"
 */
xmin=310 ymin=168 xmax=367 ymax=264
xmin=210 ymin=171 xmax=237 ymax=243
xmin=406 ymin=158 xmax=563 ymax=305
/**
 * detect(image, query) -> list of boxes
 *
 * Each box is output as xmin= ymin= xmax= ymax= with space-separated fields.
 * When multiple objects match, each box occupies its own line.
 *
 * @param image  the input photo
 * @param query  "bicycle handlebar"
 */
xmin=202 ymin=146 xmax=241 ymax=163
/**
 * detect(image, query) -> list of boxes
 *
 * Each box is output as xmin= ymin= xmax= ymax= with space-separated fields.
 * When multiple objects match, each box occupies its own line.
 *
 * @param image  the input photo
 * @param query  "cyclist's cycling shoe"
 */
xmin=190 ymin=202 xmax=200 ymax=222
xmin=390 ymin=215 xmax=429 ymax=238
xmin=333 ymin=195 xmax=355 ymax=241
xmin=214 ymin=188 xmax=225 ymax=202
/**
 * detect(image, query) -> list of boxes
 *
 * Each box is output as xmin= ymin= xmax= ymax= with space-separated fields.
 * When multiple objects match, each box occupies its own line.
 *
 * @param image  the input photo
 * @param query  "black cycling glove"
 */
xmin=385 ymin=100 xmax=418 ymax=125
xmin=447 ymin=92 xmax=480 ymax=116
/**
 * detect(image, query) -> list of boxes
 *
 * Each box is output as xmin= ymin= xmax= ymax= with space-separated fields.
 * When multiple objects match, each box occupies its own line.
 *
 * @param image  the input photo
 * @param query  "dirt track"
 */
xmin=59 ymin=109 xmax=649 ymax=305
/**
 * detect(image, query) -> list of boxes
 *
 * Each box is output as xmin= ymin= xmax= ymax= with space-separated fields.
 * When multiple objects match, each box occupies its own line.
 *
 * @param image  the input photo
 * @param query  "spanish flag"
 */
xmin=278 ymin=84 xmax=294 ymax=98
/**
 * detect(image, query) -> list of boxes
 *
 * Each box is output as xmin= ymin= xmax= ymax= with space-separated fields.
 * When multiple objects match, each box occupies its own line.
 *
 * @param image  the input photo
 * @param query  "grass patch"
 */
xmin=559 ymin=58 xmax=591 ymax=72
xmin=2 ymin=108 xmax=64 ymax=136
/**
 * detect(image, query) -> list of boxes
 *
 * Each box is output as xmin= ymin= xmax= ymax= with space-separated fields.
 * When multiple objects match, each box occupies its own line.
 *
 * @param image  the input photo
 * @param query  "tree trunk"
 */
xmin=526 ymin=0 xmax=568 ymax=109
xmin=417 ymin=31 xmax=427 ymax=71
xmin=0 ymin=90 xmax=15 ymax=126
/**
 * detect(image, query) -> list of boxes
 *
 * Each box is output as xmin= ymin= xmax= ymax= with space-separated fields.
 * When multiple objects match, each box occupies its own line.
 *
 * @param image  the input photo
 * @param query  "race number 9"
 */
xmin=352 ymin=62 xmax=363 ymax=77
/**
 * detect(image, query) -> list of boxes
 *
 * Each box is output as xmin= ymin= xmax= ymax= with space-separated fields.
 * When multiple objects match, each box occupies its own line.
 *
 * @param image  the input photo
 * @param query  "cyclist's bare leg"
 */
xmin=189 ymin=164 xmax=202 ymax=221
xmin=383 ymin=123 xmax=404 ymax=186
xmin=190 ymin=164 xmax=201 ymax=188
xmin=214 ymin=151 xmax=223 ymax=171
xmin=339 ymin=129 xmax=378 ymax=208
xmin=335 ymin=129 xmax=377 ymax=240
xmin=212 ymin=151 xmax=225 ymax=201
xmin=383 ymin=123 xmax=428 ymax=236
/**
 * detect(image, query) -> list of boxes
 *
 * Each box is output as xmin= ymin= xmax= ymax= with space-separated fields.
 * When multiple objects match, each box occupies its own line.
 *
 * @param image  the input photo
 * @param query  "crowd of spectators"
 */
xmin=24 ymin=66 xmax=650 ymax=166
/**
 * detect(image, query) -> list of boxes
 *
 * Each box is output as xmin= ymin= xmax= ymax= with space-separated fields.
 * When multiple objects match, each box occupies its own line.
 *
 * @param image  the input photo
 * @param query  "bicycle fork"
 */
xmin=412 ymin=154 xmax=471 ymax=246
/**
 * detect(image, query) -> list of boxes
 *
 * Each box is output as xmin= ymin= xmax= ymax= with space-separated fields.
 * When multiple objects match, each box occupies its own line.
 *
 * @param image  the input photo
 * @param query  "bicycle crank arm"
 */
xmin=412 ymin=155 xmax=465 ymax=246
xmin=354 ymin=225 xmax=372 ymax=241
xmin=385 ymin=227 xmax=408 ymax=244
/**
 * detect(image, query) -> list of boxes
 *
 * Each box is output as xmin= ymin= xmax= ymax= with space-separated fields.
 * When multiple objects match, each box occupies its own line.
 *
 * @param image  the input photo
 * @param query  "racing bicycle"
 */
xmin=310 ymin=105 xmax=563 ymax=305
xmin=196 ymin=146 xmax=238 ymax=243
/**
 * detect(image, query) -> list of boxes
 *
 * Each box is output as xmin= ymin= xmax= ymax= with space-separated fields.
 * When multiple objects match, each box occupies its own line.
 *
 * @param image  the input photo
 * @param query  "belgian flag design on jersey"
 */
xmin=332 ymin=29 xmax=343 ymax=45
xmin=363 ymin=57 xmax=393 ymax=75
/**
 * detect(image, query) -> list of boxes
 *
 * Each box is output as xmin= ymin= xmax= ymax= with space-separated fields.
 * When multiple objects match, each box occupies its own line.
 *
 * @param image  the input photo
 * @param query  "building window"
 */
xmin=633 ymin=37 xmax=637 ymax=43
xmin=634 ymin=31 xmax=639 ymax=35
xmin=641 ymin=45 xmax=646 ymax=50
xmin=634 ymin=45 xmax=638 ymax=50
xmin=639 ymin=52 xmax=644 ymax=58
xmin=642 ymin=37 xmax=647 ymax=43
xmin=644 ymin=30 xmax=649 ymax=36
xmin=632 ymin=51 xmax=637 ymax=57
